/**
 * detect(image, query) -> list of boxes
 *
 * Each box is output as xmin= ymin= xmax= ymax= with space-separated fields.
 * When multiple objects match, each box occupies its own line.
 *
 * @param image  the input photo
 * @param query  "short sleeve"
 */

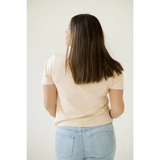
xmin=41 ymin=54 xmax=56 ymax=85
xmin=110 ymin=71 xmax=124 ymax=90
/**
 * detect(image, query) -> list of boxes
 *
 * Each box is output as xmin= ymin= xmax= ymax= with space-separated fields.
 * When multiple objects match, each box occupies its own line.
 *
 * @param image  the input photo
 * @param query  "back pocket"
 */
xmin=55 ymin=132 xmax=75 ymax=158
xmin=89 ymin=130 xmax=116 ymax=157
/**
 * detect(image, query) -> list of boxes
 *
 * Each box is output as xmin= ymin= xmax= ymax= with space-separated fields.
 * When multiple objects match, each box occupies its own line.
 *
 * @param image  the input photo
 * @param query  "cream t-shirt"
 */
xmin=41 ymin=53 xmax=124 ymax=127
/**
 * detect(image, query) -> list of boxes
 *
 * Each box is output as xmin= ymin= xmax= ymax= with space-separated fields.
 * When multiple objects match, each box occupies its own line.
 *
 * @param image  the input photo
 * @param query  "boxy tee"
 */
xmin=41 ymin=53 xmax=124 ymax=127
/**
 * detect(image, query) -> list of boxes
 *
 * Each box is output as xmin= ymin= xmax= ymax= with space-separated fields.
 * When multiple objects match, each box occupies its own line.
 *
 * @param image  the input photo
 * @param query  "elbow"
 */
xmin=44 ymin=103 xmax=51 ymax=109
xmin=43 ymin=99 xmax=56 ymax=109
xmin=44 ymin=101 xmax=48 ymax=109
xmin=44 ymin=103 xmax=52 ymax=109
xmin=43 ymin=100 xmax=55 ymax=109
xmin=112 ymin=111 xmax=124 ymax=119
xmin=117 ymin=104 xmax=125 ymax=116
xmin=111 ymin=104 xmax=125 ymax=119
xmin=43 ymin=99 xmax=57 ymax=117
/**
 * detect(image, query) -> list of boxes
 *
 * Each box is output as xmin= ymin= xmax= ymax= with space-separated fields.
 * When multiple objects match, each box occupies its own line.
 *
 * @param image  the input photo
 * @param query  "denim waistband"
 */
xmin=56 ymin=122 xmax=113 ymax=132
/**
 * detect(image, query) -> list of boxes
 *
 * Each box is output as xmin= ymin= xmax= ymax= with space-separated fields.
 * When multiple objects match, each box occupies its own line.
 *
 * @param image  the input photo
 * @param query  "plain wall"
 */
xmin=27 ymin=0 xmax=133 ymax=159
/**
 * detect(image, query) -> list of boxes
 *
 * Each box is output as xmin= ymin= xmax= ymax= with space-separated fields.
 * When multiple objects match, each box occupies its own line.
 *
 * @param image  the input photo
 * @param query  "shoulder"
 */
xmin=47 ymin=53 xmax=64 ymax=61
xmin=50 ymin=53 xmax=65 ymax=59
xmin=47 ymin=53 xmax=66 ymax=65
xmin=109 ymin=71 xmax=124 ymax=89
xmin=113 ymin=71 xmax=124 ymax=79
xmin=56 ymin=53 xmax=66 ymax=57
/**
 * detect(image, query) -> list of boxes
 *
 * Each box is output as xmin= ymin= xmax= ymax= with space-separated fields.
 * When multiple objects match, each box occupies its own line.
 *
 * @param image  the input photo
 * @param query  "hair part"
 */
xmin=65 ymin=13 xmax=124 ymax=84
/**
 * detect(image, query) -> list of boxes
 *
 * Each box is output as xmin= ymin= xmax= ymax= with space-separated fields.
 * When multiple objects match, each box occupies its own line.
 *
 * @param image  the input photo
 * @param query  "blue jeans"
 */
xmin=55 ymin=122 xmax=116 ymax=160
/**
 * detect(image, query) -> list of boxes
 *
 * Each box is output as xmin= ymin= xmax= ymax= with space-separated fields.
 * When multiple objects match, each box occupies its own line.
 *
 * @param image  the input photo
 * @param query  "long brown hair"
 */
xmin=65 ymin=13 xmax=124 ymax=84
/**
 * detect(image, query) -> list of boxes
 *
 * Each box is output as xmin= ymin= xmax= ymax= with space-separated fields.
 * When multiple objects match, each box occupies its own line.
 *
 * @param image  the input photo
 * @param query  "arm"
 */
xmin=109 ymin=89 xmax=124 ymax=119
xmin=43 ymin=84 xmax=57 ymax=118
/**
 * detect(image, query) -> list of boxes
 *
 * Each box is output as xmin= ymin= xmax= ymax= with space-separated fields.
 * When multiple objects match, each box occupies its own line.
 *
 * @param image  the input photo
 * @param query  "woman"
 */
xmin=42 ymin=13 xmax=124 ymax=160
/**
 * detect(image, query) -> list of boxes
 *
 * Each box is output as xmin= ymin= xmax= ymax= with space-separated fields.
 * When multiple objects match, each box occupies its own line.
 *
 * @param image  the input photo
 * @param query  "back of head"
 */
xmin=65 ymin=13 xmax=124 ymax=84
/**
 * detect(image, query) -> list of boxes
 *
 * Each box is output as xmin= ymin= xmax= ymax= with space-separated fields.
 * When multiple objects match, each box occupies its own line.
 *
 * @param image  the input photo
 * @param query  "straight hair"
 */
xmin=65 ymin=13 xmax=124 ymax=84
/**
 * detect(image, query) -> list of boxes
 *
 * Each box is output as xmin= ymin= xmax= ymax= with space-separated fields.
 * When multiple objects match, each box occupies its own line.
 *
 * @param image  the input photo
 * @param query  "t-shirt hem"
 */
xmin=110 ymin=87 xmax=124 ymax=89
xmin=55 ymin=120 xmax=113 ymax=127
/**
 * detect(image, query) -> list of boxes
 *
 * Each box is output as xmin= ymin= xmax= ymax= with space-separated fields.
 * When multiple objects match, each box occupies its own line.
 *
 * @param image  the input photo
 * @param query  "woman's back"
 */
xmin=41 ymin=53 xmax=124 ymax=126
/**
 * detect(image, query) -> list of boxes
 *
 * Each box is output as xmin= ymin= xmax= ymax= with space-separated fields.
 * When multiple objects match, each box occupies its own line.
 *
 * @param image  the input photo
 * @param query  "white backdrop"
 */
xmin=27 ymin=0 xmax=133 ymax=159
